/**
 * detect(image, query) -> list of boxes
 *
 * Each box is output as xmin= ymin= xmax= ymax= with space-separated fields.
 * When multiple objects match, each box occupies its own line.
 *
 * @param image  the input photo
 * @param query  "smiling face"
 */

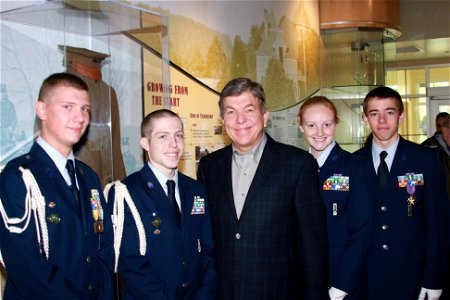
xmin=140 ymin=115 xmax=184 ymax=178
xmin=299 ymin=104 xmax=337 ymax=158
xmin=222 ymin=91 xmax=269 ymax=153
xmin=36 ymin=85 xmax=90 ymax=157
xmin=363 ymin=97 xmax=404 ymax=148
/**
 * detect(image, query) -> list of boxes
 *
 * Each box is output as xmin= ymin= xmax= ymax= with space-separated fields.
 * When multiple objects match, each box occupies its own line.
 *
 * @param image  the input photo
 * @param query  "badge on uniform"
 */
xmin=191 ymin=196 xmax=205 ymax=215
xmin=397 ymin=173 xmax=424 ymax=216
xmin=90 ymin=189 xmax=104 ymax=233
xmin=323 ymin=174 xmax=349 ymax=191
xmin=151 ymin=213 xmax=162 ymax=235
xmin=47 ymin=201 xmax=59 ymax=223
xmin=47 ymin=213 xmax=60 ymax=224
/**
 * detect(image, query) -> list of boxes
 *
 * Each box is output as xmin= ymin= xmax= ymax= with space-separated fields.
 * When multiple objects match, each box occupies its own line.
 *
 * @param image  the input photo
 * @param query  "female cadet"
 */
xmin=298 ymin=96 xmax=372 ymax=300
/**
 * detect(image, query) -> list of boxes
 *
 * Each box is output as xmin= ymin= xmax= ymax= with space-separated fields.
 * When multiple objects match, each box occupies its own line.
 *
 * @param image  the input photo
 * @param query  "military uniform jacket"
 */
xmin=197 ymin=135 xmax=329 ymax=300
xmin=0 ymin=143 xmax=114 ymax=299
xmin=109 ymin=165 xmax=216 ymax=299
xmin=354 ymin=137 xmax=449 ymax=299
xmin=319 ymin=143 xmax=372 ymax=296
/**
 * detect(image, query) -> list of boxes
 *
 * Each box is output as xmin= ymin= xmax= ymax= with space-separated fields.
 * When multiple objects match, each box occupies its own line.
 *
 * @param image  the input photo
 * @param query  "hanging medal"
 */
xmin=406 ymin=183 xmax=415 ymax=216
xmin=90 ymin=189 xmax=104 ymax=233
xmin=398 ymin=173 xmax=424 ymax=217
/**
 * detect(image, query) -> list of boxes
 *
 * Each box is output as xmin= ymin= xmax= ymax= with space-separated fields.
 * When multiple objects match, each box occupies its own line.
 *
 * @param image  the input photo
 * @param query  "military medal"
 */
xmin=151 ymin=214 xmax=162 ymax=235
xmin=95 ymin=220 xmax=104 ymax=233
xmin=323 ymin=174 xmax=349 ymax=191
xmin=191 ymin=196 xmax=206 ymax=215
xmin=407 ymin=195 xmax=415 ymax=216
xmin=90 ymin=189 xmax=104 ymax=233
xmin=47 ymin=213 xmax=60 ymax=224
xmin=398 ymin=173 xmax=424 ymax=217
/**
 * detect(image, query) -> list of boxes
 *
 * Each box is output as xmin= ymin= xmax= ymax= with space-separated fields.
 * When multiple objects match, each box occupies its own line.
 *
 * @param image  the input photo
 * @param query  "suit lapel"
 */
xmin=179 ymin=175 xmax=197 ymax=226
xmin=139 ymin=165 xmax=182 ymax=229
xmin=219 ymin=147 xmax=238 ymax=219
xmin=240 ymin=136 xmax=276 ymax=217
xmin=75 ymin=162 xmax=91 ymax=231
xmin=32 ymin=144 xmax=80 ymax=213
xmin=320 ymin=144 xmax=342 ymax=182
xmin=387 ymin=138 xmax=409 ymax=193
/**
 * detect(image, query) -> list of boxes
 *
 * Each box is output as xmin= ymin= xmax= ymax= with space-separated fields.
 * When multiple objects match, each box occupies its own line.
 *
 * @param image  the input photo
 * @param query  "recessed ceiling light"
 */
xmin=396 ymin=45 xmax=424 ymax=53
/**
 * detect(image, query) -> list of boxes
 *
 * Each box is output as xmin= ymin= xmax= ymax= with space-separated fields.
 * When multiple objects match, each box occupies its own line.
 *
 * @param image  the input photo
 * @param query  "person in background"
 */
xmin=197 ymin=78 xmax=329 ymax=300
xmin=354 ymin=86 xmax=449 ymax=300
xmin=298 ymin=96 xmax=372 ymax=300
xmin=423 ymin=114 xmax=450 ymax=300
xmin=422 ymin=113 xmax=450 ymax=199
xmin=0 ymin=72 xmax=114 ymax=299
xmin=421 ymin=112 xmax=449 ymax=147
xmin=105 ymin=109 xmax=216 ymax=299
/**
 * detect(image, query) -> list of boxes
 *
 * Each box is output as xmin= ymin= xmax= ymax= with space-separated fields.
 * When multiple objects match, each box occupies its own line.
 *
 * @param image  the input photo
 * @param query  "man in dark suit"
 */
xmin=0 ymin=73 xmax=114 ymax=299
xmin=106 ymin=109 xmax=216 ymax=299
xmin=197 ymin=78 xmax=329 ymax=300
xmin=354 ymin=86 xmax=449 ymax=300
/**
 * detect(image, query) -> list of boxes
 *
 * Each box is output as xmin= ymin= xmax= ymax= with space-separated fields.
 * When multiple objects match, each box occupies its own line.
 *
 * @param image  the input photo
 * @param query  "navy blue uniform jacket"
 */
xmin=109 ymin=164 xmax=216 ymax=299
xmin=354 ymin=137 xmax=449 ymax=299
xmin=197 ymin=135 xmax=329 ymax=300
xmin=319 ymin=143 xmax=371 ymax=297
xmin=0 ymin=143 xmax=114 ymax=299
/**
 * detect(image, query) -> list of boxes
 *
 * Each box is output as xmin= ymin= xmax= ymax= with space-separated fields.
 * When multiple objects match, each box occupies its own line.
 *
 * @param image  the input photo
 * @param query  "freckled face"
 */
xmin=298 ymin=104 xmax=336 ymax=158
xmin=222 ymin=91 xmax=269 ymax=153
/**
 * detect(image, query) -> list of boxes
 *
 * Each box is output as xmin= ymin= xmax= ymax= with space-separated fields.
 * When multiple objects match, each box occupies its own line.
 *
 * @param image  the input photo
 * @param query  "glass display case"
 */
xmin=1 ymin=0 xmax=169 ymax=294
xmin=319 ymin=28 xmax=388 ymax=151
xmin=1 ymin=0 xmax=170 ymax=181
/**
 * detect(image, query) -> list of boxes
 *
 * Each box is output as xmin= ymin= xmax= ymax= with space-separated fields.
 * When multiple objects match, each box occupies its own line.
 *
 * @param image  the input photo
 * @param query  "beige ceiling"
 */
xmin=385 ymin=37 xmax=450 ymax=65
xmin=385 ymin=0 xmax=449 ymax=66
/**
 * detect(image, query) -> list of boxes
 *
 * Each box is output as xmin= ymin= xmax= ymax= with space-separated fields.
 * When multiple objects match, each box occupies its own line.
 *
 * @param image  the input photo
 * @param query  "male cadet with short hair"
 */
xmin=354 ymin=86 xmax=449 ymax=300
xmin=0 ymin=73 xmax=114 ymax=299
xmin=105 ymin=109 xmax=216 ymax=299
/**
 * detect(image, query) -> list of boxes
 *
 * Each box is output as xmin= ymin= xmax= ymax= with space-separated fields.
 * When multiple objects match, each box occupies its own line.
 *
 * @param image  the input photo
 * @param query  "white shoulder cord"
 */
xmin=104 ymin=181 xmax=146 ymax=273
xmin=0 ymin=167 xmax=49 ymax=266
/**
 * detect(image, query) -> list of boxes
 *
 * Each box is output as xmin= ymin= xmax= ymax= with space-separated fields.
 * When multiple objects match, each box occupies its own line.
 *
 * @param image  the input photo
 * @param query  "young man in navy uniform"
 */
xmin=0 ymin=73 xmax=114 ymax=299
xmin=106 ymin=109 xmax=216 ymax=299
xmin=355 ymin=86 xmax=449 ymax=300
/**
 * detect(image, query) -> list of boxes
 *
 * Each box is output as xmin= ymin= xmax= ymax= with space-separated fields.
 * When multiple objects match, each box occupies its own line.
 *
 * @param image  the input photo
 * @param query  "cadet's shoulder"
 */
xmin=178 ymin=172 xmax=199 ymax=185
xmin=1 ymin=152 xmax=35 ymax=173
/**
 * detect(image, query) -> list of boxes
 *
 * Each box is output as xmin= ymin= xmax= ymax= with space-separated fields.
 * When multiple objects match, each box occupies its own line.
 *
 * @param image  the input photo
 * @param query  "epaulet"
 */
xmin=3 ymin=153 xmax=35 ymax=171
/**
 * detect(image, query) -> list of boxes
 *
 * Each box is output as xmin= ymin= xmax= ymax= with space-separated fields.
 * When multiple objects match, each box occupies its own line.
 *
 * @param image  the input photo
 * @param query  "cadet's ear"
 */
xmin=35 ymin=100 xmax=46 ymax=121
xmin=399 ymin=111 xmax=405 ymax=123
xmin=140 ymin=137 xmax=150 ymax=152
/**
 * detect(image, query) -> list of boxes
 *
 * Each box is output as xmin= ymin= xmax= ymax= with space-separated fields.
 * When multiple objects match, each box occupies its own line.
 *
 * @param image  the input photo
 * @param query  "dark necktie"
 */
xmin=378 ymin=151 xmax=389 ymax=189
xmin=66 ymin=160 xmax=80 ymax=204
xmin=166 ymin=180 xmax=181 ymax=225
